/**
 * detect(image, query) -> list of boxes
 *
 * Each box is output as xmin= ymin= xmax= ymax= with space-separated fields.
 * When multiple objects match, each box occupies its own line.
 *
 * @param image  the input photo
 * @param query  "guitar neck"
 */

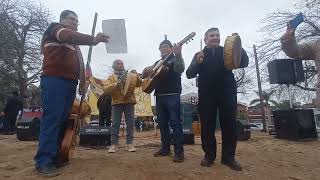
xmin=152 ymin=52 xmax=173 ymax=71
xmin=151 ymin=32 xmax=196 ymax=72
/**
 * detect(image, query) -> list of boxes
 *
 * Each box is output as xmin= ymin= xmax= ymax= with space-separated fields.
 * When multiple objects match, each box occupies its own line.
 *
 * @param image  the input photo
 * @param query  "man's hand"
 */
xmin=282 ymin=23 xmax=296 ymax=42
xmin=143 ymin=67 xmax=154 ymax=77
xmin=196 ymin=51 xmax=204 ymax=64
xmin=94 ymin=32 xmax=110 ymax=45
xmin=173 ymin=43 xmax=182 ymax=58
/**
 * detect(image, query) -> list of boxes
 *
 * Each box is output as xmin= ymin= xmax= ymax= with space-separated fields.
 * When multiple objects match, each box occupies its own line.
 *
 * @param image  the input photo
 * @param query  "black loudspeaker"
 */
xmin=79 ymin=126 xmax=111 ymax=146
xmin=236 ymin=119 xmax=251 ymax=141
xmin=267 ymin=59 xmax=305 ymax=84
xmin=0 ymin=115 xmax=5 ymax=133
xmin=16 ymin=110 xmax=42 ymax=141
xmin=170 ymin=128 xmax=195 ymax=145
xmin=273 ymin=109 xmax=317 ymax=140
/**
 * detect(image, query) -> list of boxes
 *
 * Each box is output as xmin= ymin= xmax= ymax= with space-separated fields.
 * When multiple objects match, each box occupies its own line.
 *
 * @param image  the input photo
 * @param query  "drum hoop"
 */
xmin=123 ymin=72 xmax=137 ymax=96
xmin=224 ymin=34 xmax=242 ymax=70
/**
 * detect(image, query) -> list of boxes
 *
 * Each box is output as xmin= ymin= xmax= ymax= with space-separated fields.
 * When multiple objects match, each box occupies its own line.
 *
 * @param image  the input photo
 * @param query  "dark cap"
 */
xmin=159 ymin=40 xmax=173 ymax=48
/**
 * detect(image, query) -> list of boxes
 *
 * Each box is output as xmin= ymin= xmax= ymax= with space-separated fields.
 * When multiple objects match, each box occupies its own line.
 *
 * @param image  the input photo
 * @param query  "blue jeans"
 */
xmin=110 ymin=104 xmax=135 ymax=145
xmin=156 ymin=94 xmax=183 ymax=154
xmin=34 ymin=76 xmax=77 ymax=168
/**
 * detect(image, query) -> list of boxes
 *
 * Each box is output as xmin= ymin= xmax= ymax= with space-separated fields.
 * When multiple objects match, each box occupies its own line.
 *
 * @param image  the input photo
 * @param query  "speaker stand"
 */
xmin=287 ymin=84 xmax=293 ymax=109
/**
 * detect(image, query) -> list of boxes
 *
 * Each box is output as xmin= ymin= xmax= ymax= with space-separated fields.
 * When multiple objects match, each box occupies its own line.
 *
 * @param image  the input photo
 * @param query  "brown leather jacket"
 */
xmin=41 ymin=23 xmax=95 ymax=80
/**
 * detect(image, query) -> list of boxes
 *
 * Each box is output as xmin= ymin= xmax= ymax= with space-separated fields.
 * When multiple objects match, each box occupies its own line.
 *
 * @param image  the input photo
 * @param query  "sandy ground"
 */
xmin=0 ymin=130 xmax=319 ymax=180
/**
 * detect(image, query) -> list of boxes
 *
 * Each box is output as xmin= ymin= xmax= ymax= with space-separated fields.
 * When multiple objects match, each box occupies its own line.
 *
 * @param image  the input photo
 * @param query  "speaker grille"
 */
xmin=267 ymin=59 xmax=304 ymax=84
xmin=272 ymin=109 xmax=317 ymax=140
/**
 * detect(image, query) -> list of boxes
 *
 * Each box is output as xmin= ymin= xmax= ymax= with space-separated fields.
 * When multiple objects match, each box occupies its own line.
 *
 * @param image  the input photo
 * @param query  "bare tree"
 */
xmin=0 ymin=0 xmax=51 ymax=105
xmin=235 ymin=68 xmax=253 ymax=94
xmin=256 ymin=0 xmax=320 ymax=103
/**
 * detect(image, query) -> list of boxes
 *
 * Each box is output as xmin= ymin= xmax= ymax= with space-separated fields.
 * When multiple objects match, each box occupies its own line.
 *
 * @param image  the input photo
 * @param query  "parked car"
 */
xmin=249 ymin=123 xmax=263 ymax=132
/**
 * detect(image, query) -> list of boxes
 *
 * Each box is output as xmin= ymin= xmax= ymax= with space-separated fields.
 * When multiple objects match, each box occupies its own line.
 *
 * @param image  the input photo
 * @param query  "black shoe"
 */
xmin=153 ymin=149 xmax=171 ymax=157
xmin=36 ymin=165 xmax=60 ymax=177
xmin=173 ymin=153 xmax=184 ymax=163
xmin=200 ymin=158 xmax=214 ymax=167
xmin=221 ymin=160 xmax=242 ymax=171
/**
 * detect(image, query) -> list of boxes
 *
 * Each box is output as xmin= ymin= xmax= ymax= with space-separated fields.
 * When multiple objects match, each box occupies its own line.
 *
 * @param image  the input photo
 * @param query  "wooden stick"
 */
xmin=77 ymin=12 xmax=98 ymax=130
xmin=87 ymin=12 xmax=98 ymax=65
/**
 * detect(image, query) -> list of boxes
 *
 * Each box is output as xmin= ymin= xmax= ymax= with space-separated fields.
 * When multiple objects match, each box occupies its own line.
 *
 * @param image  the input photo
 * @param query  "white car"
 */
xmin=249 ymin=123 xmax=263 ymax=132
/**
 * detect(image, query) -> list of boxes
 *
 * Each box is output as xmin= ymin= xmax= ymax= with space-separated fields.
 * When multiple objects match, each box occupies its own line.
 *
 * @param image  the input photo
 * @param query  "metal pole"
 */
xmin=253 ymin=45 xmax=267 ymax=132
xmin=287 ymin=84 xmax=293 ymax=109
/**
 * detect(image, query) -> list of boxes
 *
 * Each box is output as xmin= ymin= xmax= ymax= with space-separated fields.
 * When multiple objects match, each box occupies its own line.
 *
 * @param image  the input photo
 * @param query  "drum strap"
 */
xmin=115 ymin=70 xmax=128 ymax=89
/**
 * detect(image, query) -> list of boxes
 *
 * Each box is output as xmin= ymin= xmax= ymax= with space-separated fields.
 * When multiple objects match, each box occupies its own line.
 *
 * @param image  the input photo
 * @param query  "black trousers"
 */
xmin=97 ymin=99 xmax=112 ymax=127
xmin=3 ymin=115 xmax=16 ymax=133
xmin=198 ymin=91 xmax=237 ymax=162
xmin=99 ymin=111 xmax=111 ymax=127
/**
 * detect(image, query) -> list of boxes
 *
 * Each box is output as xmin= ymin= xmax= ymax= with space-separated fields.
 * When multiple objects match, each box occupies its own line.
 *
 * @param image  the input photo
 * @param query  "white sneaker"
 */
xmin=108 ymin=145 xmax=119 ymax=153
xmin=126 ymin=144 xmax=136 ymax=152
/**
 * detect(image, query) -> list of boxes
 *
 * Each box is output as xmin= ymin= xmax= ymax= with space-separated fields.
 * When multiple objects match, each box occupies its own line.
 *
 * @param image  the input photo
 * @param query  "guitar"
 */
xmin=59 ymin=100 xmax=91 ymax=162
xmin=142 ymin=32 xmax=196 ymax=94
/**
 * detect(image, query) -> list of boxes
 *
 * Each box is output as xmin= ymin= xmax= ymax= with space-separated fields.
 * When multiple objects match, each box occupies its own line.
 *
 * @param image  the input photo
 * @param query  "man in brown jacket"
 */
xmin=104 ymin=59 xmax=142 ymax=153
xmin=281 ymin=23 xmax=320 ymax=105
xmin=34 ymin=10 xmax=109 ymax=177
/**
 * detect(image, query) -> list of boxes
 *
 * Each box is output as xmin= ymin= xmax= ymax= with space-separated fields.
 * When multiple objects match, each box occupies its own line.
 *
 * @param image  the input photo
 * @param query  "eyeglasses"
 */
xmin=65 ymin=16 xmax=79 ymax=25
xmin=159 ymin=45 xmax=172 ymax=49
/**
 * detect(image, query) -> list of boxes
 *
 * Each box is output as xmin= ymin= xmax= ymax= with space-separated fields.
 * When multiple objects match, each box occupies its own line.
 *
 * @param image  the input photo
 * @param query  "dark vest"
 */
xmin=155 ymin=54 xmax=182 ymax=95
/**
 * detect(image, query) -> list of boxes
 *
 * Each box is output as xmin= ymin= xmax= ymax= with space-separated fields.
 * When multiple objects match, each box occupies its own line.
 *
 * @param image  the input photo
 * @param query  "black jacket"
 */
xmin=186 ymin=46 xmax=249 ymax=95
xmin=4 ymin=96 xmax=23 ymax=118
xmin=154 ymin=54 xmax=184 ymax=95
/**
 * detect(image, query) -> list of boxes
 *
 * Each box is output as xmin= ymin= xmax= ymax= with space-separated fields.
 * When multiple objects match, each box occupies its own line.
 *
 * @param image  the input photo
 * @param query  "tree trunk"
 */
xmin=18 ymin=76 xmax=28 ymax=107
xmin=17 ymin=54 xmax=28 ymax=107
xmin=266 ymin=104 xmax=272 ymax=126
xmin=262 ymin=106 xmax=267 ymax=132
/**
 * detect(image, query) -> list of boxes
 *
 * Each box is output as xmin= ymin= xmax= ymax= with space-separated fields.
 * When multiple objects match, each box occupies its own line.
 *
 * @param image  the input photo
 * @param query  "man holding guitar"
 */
xmin=34 ymin=10 xmax=109 ymax=177
xmin=142 ymin=37 xmax=186 ymax=162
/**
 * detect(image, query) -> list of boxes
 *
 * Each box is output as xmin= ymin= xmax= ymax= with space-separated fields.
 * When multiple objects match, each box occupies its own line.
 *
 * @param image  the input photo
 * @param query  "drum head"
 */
xmin=123 ymin=72 xmax=137 ymax=97
xmin=224 ymin=33 xmax=242 ymax=70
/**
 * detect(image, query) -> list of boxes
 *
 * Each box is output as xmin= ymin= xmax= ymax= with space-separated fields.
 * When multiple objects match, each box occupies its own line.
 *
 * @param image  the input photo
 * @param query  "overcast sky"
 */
xmin=40 ymin=0 xmax=296 ymax=104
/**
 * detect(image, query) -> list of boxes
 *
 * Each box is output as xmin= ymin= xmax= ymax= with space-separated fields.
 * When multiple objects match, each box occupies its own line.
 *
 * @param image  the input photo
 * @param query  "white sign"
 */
xmin=102 ymin=19 xmax=128 ymax=54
